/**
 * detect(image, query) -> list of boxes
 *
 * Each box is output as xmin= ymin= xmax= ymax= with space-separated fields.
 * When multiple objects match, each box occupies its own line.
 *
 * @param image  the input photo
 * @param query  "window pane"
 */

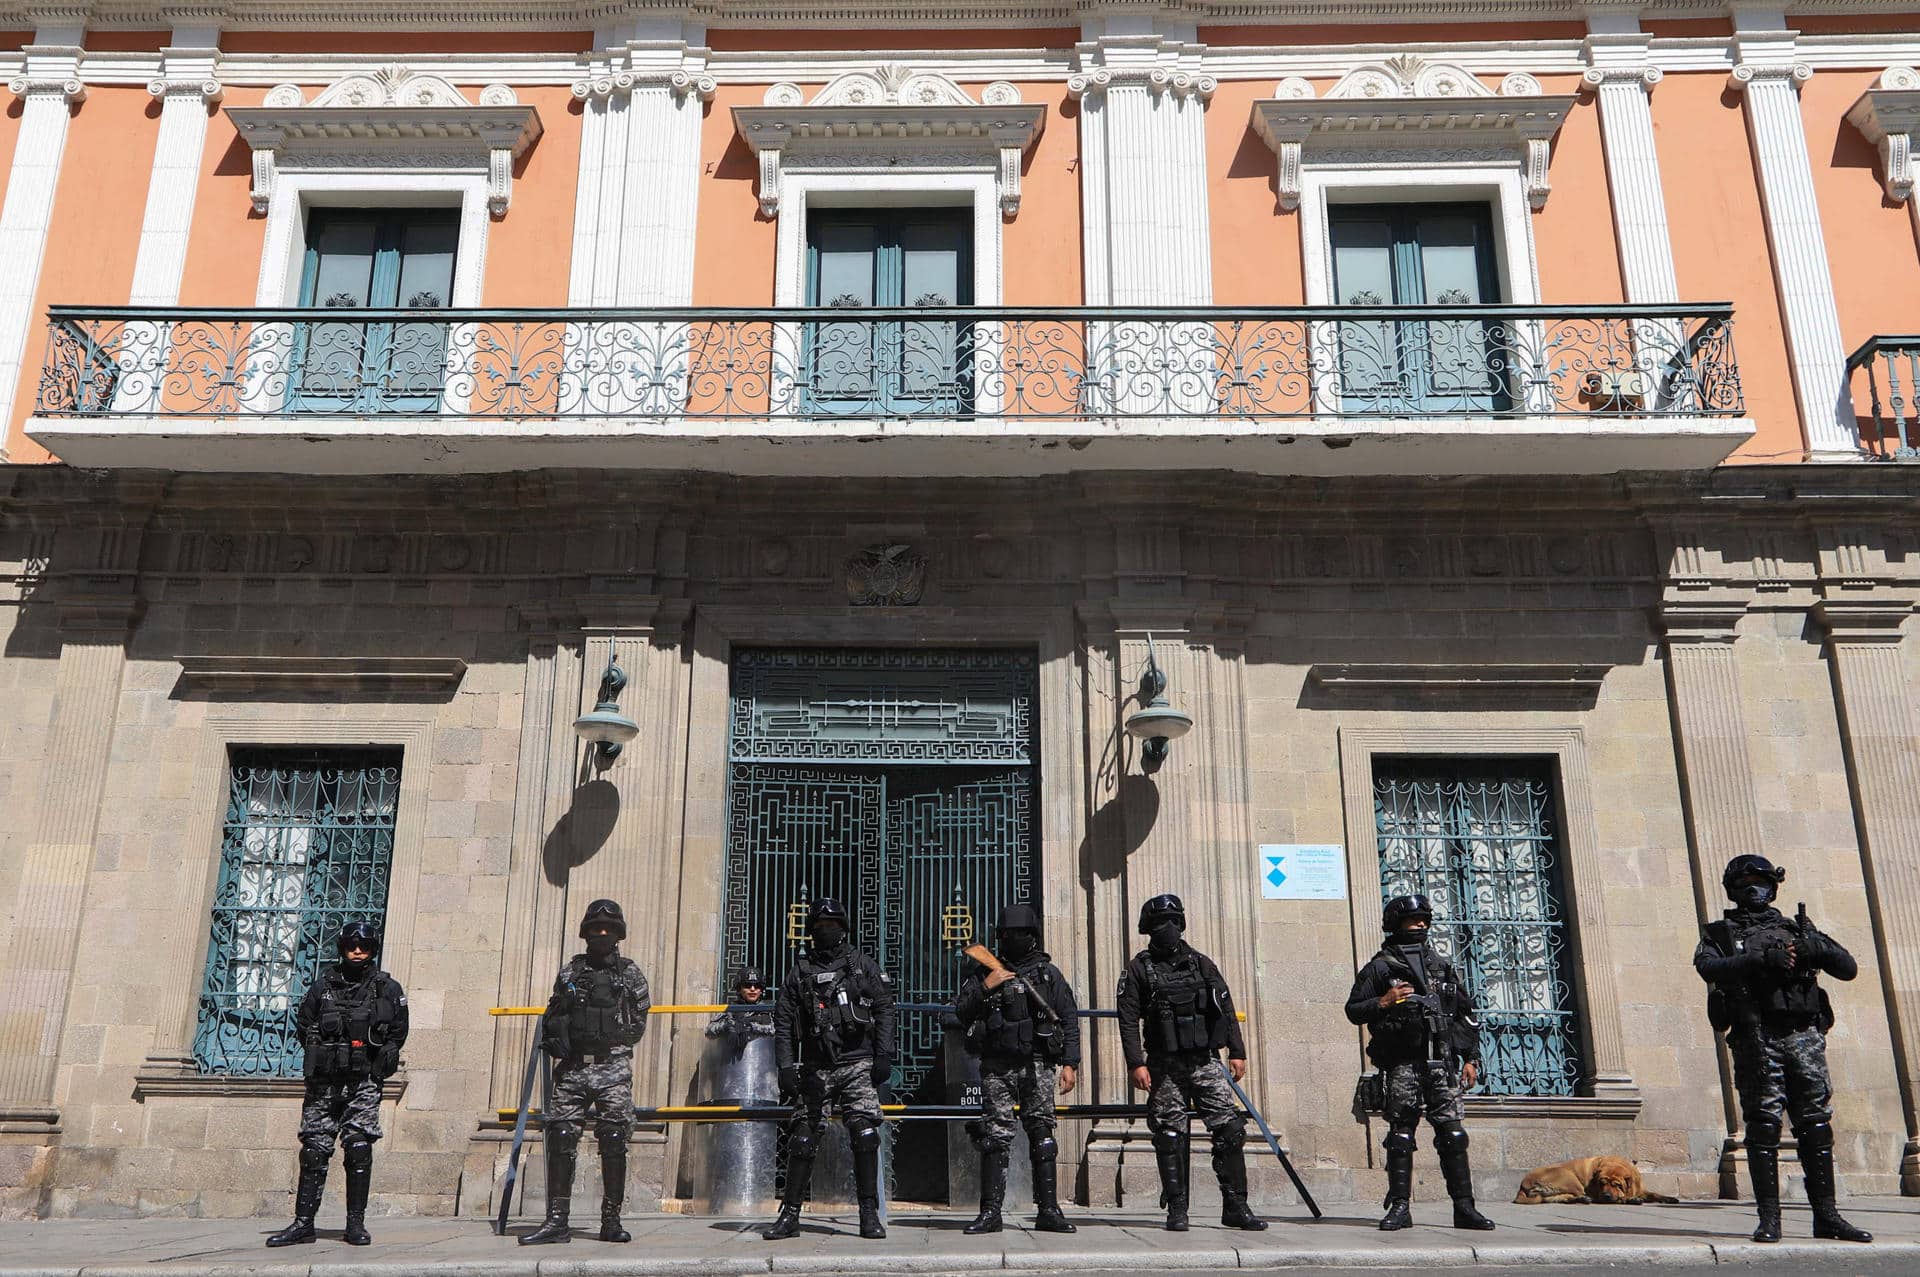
xmin=193 ymin=748 xmax=402 ymax=1078
xmin=1372 ymin=759 xmax=1582 ymax=1098
xmin=302 ymin=216 xmax=379 ymax=396
xmin=388 ymin=216 xmax=458 ymax=399
xmin=1329 ymin=214 xmax=1402 ymax=406
xmin=1413 ymin=213 xmax=1496 ymax=406
xmin=898 ymin=218 xmax=968 ymax=409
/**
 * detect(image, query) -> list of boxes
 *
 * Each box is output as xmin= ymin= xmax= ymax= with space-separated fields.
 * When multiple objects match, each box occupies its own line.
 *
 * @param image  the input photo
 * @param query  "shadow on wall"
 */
xmin=543 ymin=776 xmax=620 ymax=886
xmin=1079 ymin=767 xmax=1160 ymax=890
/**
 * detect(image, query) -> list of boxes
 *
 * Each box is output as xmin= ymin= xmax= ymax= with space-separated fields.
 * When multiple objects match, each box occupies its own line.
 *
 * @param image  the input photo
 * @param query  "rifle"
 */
xmin=963 ymin=944 xmax=1061 ymax=1027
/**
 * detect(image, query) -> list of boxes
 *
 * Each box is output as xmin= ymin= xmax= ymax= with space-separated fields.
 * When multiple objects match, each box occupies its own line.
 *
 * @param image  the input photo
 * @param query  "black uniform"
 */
xmin=765 ymin=898 xmax=896 ymax=1241
xmin=1116 ymin=893 xmax=1265 ymax=1232
xmin=266 ymin=923 xmax=406 ymax=1249
xmin=1694 ymin=855 xmax=1871 ymax=1244
xmin=954 ymin=903 xmax=1081 ymax=1233
xmin=1344 ymin=904 xmax=1491 ymax=1232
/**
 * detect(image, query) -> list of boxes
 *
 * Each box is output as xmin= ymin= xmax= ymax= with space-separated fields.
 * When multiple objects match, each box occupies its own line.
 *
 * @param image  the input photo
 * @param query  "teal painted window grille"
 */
xmin=804 ymin=209 xmax=973 ymax=416
xmin=1372 ymin=759 xmax=1583 ymax=1097
xmin=289 ymin=207 xmax=458 ymax=414
xmin=192 ymin=748 xmax=402 ymax=1077
xmin=1328 ymin=202 xmax=1508 ymax=414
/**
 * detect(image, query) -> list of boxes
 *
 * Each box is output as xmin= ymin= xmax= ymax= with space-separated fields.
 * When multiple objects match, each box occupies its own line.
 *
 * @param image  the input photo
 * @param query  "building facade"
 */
xmin=1 ymin=0 xmax=1920 ymax=1222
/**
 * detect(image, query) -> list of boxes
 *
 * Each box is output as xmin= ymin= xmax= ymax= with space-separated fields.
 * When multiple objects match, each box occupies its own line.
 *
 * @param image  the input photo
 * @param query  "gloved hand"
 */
xmin=1762 ymin=944 xmax=1795 ymax=973
xmin=1796 ymin=930 xmax=1832 ymax=967
xmin=375 ymin=1042 xmax=402 ymax=1079
xmin=541 ymin=1025 xmax=571 ymax=1060
xmin=779 ymin=1065 xmax=802 ymax=1101
xmin=870 ymin=1057 xmax=893 ymax=1088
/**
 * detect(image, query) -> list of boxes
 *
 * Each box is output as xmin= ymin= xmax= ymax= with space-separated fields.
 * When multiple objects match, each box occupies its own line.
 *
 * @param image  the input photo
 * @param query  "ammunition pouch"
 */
xmin=1353 ymin=1071 xmax=1386 ymax=1119
xmin=566 ymin=968 xmax=625 ymax=1056
xmin=306 ymin=977 xmax=395 ymax=1080
xmin=1147 ymin=964 xmax=1212 ymax=1055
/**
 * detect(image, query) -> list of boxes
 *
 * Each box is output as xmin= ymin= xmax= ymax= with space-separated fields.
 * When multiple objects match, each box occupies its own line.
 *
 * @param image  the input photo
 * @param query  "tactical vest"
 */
xmin=1142 ymin=954 xmax=1212 ymax=1056
xmin=567 ymin=965 xmax=628 ymax=1052
xmin=307 ymin=971 xmax=400 ymax=1081
xmin=1369 ymin=946 xmax=1468 ymax=1064
xmin=1705 ymin=914 xmax=1832 ymax=1033
xmin=799 ymin=953 xmax=877 ymax=1065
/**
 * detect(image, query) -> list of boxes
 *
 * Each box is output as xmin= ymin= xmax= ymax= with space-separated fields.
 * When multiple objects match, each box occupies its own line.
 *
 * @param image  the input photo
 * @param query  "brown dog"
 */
xmin=1513 ymin=1156 xmax=1678 ymax=1205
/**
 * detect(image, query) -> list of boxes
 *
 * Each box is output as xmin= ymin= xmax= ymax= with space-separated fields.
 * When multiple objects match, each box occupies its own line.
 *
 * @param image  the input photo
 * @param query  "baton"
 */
xmin=1215 ymin=1059 xmax=1322 ymax=1219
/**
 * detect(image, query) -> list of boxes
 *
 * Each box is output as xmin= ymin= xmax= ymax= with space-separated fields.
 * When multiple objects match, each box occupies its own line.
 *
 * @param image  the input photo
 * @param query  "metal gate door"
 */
xmin=722 ymin=649 xmax=1039 ymax=1196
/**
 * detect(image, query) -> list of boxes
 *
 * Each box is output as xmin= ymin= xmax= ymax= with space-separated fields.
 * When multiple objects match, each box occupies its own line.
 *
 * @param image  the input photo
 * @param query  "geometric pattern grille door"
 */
xmin=723 ymin=648 xmax=1038 ymax=1104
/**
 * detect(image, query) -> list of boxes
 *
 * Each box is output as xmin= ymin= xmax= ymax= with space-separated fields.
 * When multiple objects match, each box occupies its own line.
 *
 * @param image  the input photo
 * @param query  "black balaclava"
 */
xmin=339 ymin=949 xmax=372 ymax=979
xmin=1148 ymin=919 xmax=1184 ymax=958
xmin=585 ymin=930 xmax=619 ymax=962
xmin=810 ymin=919 xmax=848 ymax=955
xmin=1001 ymin=929 xmax=1040 ymax=963
xmin=1732 ymin=877 xmax=1778 ymax=914
xmin=1389 ymin=919 xmax=1430 ymax=951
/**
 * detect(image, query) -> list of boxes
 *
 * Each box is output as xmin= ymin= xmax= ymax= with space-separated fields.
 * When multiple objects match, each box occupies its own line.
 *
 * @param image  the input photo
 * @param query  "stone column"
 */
xmin=0 ymin=590 xmax=141 ymax=1125
xmin=1730 ymin=16 xmax=1857 ymax=458
xmin=0 ymin=35 xmax=86 ymax=461
xmin=1583 ymin=24 xmax=1679 ymax=305
xmin=1815 ymin=596 xmax=1920 ymax=1193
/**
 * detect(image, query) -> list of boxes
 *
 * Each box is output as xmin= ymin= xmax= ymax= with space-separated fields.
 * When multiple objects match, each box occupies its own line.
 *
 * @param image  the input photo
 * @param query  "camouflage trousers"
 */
xmin=788 ymin=1059 xmax=883 ymax=1137
xmin=1383 ymin=1060 xmax=1466 ymax=1134
xmin=298 ymin=1076 xmax=384 ymax=1148
xmin=549 ymin=1050 xmax=635 ymax=1138
xmin=976 ymin=1059 xmax=1058 ymax=1153
xmin=1729 ymin=1024 xmax=1833 ymax=1132
xmin=1145 ymin=1052 xmax=1240 ymax=1138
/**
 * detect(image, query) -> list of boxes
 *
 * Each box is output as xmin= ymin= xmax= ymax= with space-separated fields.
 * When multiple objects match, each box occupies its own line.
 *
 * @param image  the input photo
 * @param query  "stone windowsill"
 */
xmin=132 ymin=1063 xmax=408 ymax=1101
xmin=1464 ymin=1091 xmax=1642 ymax=1119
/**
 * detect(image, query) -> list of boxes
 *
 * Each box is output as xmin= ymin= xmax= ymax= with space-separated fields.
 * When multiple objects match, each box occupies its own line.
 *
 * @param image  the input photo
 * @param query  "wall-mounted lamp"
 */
xmin=1123 ymin=633 xmax=1194 ymax=765
xmin=573 ymin=652 xmax=641 ymax=764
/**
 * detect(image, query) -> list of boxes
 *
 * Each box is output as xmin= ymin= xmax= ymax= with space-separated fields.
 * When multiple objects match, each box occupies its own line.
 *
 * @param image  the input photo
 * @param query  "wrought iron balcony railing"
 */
xmin=1847 ymin=335 xmax=1920 ymax=460
xmin=36 ymin=303 xmax=1740 ymax=425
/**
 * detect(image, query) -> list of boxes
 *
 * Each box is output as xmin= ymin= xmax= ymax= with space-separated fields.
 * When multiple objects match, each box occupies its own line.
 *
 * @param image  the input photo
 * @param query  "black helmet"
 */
xmin=1722 ymin=854 xmax=1786 ymax=894
xmin=579 ymin=898 xmax=628 ymax=941
xmin=1137 ymin=893 xmax=1186 ymax=933
xmin=335 ymin=920 xmax=381 ymax=958
xmin=734 ymin=966 xmax=767 ymax=991
xmin=1382 ymin=894 xmax=1433 ymax=934
xmin=808 ymin=897 xmax=850 ymax=926
xmin=996 ymin=903 xmax=1042 ymax=936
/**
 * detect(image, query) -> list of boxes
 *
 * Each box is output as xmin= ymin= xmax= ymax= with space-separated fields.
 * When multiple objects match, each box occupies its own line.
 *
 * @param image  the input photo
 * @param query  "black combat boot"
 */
xmin=1800 ymin=1123 xmax=1873 ymax=1243
xmin=965 ymin=1147 xmax=1006 ymax=1234
xmin=1746 ymin=1123 xmax=1782 ymax=1244
xmin=265 ymin=1145 xmax=328 ymax=1247
xmin=520 ymin=1127 xmax=578 ymax=1245
xmin=853 ymin=1125 xmax=886 ymax=1239
xmin=1213 ymin=1135 xmax=1268 ymax=1231
xmin=1032 ymin=1137 xmax=1076 ymax=1234
xmin=764 ymin=1140 xmax=812 ymax=1240
xmin=1435 ymin=1122 xmax=1494 ymax=1231
xmin=1154 ymin=1131 xmax=1189 ymax=1232
xmin=341 ymin=1139 xmax=373 ymax=1245
xmin=1378 ymin=1134 xmax=1413 ymax=1232
xmin=598 ymin=1131 xmax=631 ymax=1243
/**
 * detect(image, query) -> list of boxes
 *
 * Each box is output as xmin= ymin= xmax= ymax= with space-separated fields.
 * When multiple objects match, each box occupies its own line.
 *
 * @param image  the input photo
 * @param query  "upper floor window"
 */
xmin=193 ymin=748 xmax=402 ymax=1077
xmin=1330 ymin=203 xmax=1507 ymax=414
xmin=1372 ymin=757 xmax=1583 ymax=1098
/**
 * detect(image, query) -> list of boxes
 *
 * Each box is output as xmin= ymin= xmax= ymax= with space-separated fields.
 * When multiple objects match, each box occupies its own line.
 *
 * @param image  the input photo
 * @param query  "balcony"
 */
xmin=28 ymin=304 xmax=1749 ymax=475
xmin=1847 ymin=335 xmax=1920 ymax=461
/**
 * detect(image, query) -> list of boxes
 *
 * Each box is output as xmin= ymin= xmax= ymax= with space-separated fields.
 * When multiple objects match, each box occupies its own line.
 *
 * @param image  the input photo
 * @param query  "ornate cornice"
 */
xmin=1250 ymin=56 xmax=1573 ymax=211
xmin=733 ymin=65 xmax=1043 ymax=217
xmin=226 ymin=66 xmax=542 ymax=214
xmin=1847 ymin=66 xmax=1920 ymax=204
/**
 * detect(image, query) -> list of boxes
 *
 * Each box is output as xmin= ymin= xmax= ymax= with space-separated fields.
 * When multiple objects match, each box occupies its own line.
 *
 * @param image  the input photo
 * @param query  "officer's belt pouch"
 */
xmin=1706 ymin=988 xmax=1732 ymax=1033
xmin=1353 ymin=1071 xmax=1386 ymax=1119
xmin=1817 ymin=987 xmax=1835 ymax=1033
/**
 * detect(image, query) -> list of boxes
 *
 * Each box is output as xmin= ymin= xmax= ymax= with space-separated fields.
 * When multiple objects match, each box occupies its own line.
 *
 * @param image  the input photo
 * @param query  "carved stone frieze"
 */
xmin=844 ymin=542 xmax=927 ymax=606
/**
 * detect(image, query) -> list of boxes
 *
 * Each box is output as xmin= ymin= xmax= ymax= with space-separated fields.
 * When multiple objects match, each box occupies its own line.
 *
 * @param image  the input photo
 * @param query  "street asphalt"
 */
xmin=0 ymin=1197 xmax=1913 ymax=1275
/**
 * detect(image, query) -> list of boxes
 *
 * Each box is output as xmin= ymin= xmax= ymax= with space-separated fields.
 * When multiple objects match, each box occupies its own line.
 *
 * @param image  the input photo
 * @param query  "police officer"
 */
xmin=764 ymin=897 xmax=897 ymax=1242
xmin=706 ymin=967 xmax=775 ymax=1043
xmin=266 ymin=921 xmax=408 ymax=1248
xmin=954 ymin=903 xmax=1081 ymax=1235
xmin=1695 ymin=854 xmax=1872 ymax=1244
xmin=1116 ymin=893 xmax=1267 ymax=1232
xmin=521 ymin=899 xmax=653 ymax=1246
xmin=1344 ymin=894 xmax=1494 ymax=1233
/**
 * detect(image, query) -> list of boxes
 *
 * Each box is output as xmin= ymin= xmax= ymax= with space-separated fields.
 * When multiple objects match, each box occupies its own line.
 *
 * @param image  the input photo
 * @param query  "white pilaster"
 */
xmin=1583 ymin=24 xmax=1679 ymax=304
xmin=1731 ymin=14 xmax=1858 ymax=458
xmin=0 ymin=33 xmax=85 ymax=461
xmin=129 ymin=33 xmax=223 ymax=307
xmin=1069 ymin=26 xmax=1215 ymax=306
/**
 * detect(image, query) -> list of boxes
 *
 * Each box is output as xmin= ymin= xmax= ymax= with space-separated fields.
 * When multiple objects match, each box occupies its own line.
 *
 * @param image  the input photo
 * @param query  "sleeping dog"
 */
xmin=1513 ymin=1155 xmax=1679 ymax=1205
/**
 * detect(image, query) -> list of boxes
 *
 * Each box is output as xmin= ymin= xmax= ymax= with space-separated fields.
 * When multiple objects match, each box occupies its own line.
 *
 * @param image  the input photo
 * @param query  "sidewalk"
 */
xmin=0 ymin=1198 xmax=1913 ymax=1276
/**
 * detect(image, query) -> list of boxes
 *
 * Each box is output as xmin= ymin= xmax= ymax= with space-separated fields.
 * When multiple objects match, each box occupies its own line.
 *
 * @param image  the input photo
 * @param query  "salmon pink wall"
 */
xmin=479 ymin=85 xmax=578 ymax=307
xmin=6 ymin=87 xmax=157 ymax=462
xmin=1653 ymin=72 xmax=1802 ymax=464
xmin=1532 ymin=79 xmax=1625 ymax=305
xmin=177 ymin=86 xmax=270 ymax=308
xmin=706 ymin=29 xmax=1078 ymax=52
xmin=1003 ymin=82 xmax=1080 ymax=306
xmin=694 ymin=84 xmax=777 ymax=307
xmin=219 ymin=31 xmax=590 ymax=54
xmin=1208 ymin=77 xmax=1302 ymax=305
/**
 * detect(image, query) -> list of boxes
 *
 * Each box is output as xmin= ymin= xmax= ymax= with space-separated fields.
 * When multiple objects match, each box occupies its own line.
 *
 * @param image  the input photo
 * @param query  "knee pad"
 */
xmin=1793 ymin=1120 xmax=1834 ymax=1152
xmin=848 ymin=1119 xmax=881 ymax=1154
xmin=298 ymin=1139 xmax=333 ymax=1171
xmin=1745 ymin=1120 xmax=1783 ymax=1151
xmin=787 ymin=1128 xmax=818 ymax=1161
xmin=597 ymin=1126 xmax=630 ymax=1153
xmin=1030 ymin=1135 xmax=1059 ymax=1161
xmin=1432 ymin=1122 xmax=1469 ymax=1156
xmin=1382 ymin=1128 xmax=1417 ymax=1157
xmin=341 ymin=1138 xmax=372 ymax=1170
xmin=1152 ymin=1129 xmax=1185 ymax=1157
xmin=546 ymin=1121 xmax=581 ymax=1151
xmin=1211 ymin=1118 xmax=1246 ymax=1152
